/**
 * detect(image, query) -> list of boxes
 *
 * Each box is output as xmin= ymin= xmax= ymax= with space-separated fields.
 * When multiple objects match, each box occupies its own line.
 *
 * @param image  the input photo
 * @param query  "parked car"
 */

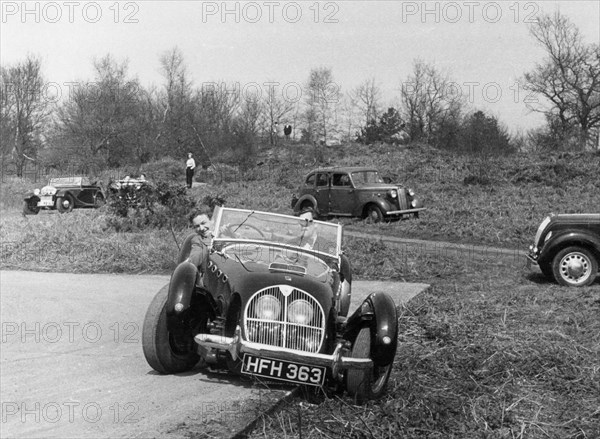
xmin=291 ymin=167 xmax=425 ymax=222
xmin=142 ymin=207 xmax=399 ymax=402
xmin=527 ymin=213 xmax=600 ymax=287
xmin=107 ymin=175 xmax=149 ymax=206
xmin=23 ymin=176 xmax=105 ymax=215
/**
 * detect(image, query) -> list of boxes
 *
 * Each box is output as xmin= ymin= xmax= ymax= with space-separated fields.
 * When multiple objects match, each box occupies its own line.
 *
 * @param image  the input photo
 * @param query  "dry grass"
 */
xmin=248 ymin=253 xmax=600 ymax=439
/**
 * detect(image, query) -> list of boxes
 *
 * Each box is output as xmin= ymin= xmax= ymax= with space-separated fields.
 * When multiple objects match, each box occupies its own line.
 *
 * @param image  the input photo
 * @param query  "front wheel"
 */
xmin=346 ymin=327 xmax=393 ymax=403
xmin=56 ymin=195 xmax=74 ymax=213
xmin=552 ymin=246 xmax=598 ymax=287
xmin=23 ymin=200 xmax=40 ymax=215
xmin=142 ymin=284 xmax=200 ymax=373
xmin=365 ymin=205 xmax=384 ymax=223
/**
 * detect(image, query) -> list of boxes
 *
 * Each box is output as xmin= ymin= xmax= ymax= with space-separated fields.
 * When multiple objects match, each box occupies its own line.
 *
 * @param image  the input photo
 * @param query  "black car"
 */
xmin=142 ymin=207 xmax=399 ymax=402
xmin=23 ymin=176 xmax=105 ymax=215
xmin=292 ymin=167 xmax=425 ymax=222
xmin=527 ymin=213 xmax=600 ymax=287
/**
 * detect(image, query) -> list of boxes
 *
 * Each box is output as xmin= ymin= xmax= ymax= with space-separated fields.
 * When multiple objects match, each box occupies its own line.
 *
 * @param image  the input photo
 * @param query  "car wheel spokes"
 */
xmin=560 ymin=252 xmax=590 ymax=284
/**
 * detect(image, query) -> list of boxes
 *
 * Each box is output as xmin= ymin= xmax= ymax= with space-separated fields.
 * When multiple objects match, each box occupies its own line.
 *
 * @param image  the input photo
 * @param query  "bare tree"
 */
xmin=523 ymin=11 xmax=600 ymax=149
xmin=54 ymin=54 xmax=142 ymax=169
xmin=400 ymin=60 xmax=463 ymax=143
xmin=262 ymin=81 xmax=295 ymax=146
xmin=352 ymin=77 xmax=381 ymax=127
xmin=0 ymin=56 xmax=50 ymax=176
xmin=304 ymin=67 xmax=342 ymax=145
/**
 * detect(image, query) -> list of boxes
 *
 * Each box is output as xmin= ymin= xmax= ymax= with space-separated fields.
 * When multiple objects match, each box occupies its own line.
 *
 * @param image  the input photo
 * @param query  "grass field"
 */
xmin=1 ymin=143 xmax=599 ymax=437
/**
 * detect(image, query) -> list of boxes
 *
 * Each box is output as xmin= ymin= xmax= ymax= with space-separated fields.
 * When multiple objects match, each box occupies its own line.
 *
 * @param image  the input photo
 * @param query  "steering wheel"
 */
xmin=225 ymin=223 xmax=266 ymax=239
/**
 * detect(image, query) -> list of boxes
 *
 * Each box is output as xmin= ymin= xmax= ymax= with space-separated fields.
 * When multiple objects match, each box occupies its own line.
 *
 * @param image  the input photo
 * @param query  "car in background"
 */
xmin=527 ymin=213 xmax=600 ymax=287
xmin=107 ymin=175 xmax=149 ymax=206
xmin=23 ymin=176 xmax=105 ymax=215
xmin=142 ymin=206 xmax=399 ymax=402
xmin=292 ymin=167 xmax=425 ymax=222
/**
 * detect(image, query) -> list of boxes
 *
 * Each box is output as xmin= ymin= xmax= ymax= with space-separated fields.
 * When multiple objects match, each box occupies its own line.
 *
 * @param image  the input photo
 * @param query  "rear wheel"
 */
xmin=346 ymin=327 xmax=393 ymax=403
xmin=552 ymin=246 xmax=598 ymax=287
xmin=142 ymin=284 xmax=200 ymax=373
xmin=94 ymin=193 xmax=105 ymax=208
xmin=56 ymin=195 xmax=74 ymax=213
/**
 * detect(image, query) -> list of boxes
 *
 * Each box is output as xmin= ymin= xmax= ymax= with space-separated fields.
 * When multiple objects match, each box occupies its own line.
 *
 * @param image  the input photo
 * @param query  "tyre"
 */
xmin=23 ymin=200 xmax=40 ymax=215
xmin=94 ymin=193 xmax=105 ymax=208
xmin=142 ymin=284 xmax=200 ymax=373
xmin=365 ymin=205 xmax=384 ymax=223
xmin=346 ymin=327 xmax=393 ymax=403
xmin=552 ymin=246 xmax=598 ymax=287
xmin=56 ymin=195 xmax=74 ymax=213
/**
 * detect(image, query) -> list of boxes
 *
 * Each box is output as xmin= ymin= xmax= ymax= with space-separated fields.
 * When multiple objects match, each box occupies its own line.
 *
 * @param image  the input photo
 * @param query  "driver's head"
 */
xmin=190 ymin=207 xmax=213 ymax=239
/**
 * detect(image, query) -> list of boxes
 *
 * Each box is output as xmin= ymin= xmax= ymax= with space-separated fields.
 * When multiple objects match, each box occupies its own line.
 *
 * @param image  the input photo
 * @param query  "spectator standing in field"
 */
xmin=186 ymin=153 xmax=196 ymax=189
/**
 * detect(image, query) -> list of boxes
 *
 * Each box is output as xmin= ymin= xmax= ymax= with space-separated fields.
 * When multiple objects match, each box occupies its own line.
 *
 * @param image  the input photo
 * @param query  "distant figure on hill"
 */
xmin=186 ymin=152 xmax=196 ymax=189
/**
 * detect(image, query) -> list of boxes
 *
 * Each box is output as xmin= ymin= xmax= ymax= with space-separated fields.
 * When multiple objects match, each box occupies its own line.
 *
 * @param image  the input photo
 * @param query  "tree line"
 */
xmin=1 ymin=11 xmax=598 ymax=177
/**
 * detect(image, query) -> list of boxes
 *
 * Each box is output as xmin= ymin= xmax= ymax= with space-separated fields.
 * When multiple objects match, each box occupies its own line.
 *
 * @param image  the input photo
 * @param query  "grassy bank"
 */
xmin=1 ymin=143 xmax=599 ymax=437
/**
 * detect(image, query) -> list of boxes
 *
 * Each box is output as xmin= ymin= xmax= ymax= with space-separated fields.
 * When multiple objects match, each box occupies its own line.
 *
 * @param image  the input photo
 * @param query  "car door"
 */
xmin=329 ymin=172 xmax=355 ymax=215
xmin=314 ymin=172 xmax=331 ymax=214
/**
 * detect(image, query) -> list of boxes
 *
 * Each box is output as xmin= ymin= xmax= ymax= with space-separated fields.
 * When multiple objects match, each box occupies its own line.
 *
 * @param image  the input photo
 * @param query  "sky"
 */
xmin=1 ymin=0 xmax=599 ymax=133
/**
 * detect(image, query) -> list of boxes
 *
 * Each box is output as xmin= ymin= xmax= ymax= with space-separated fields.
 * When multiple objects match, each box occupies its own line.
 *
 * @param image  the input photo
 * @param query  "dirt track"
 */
xmin=0 ymin=271 xmax=427 ymax=438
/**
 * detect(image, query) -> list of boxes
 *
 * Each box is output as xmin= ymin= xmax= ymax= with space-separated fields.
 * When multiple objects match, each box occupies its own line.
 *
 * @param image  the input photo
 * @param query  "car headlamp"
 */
xmin=288 ymin=299 xmax=314 ymax=325
xmin=34 ymin=188 xmax=40 ymax=195
xmin=388 ymin=189 xmax=397 ymax=198
xmin=408 ymin=188 xmax=415 ymax=197
xmin=254 ymin=295 xmax=281 ymax=321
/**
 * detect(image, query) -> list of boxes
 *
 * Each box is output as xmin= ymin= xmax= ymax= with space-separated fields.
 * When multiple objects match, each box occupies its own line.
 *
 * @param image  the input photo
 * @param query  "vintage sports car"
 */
xmin=23 ymin=176 xmax=105 ymax=215
xmin=292 ymin=167 xmax=425 ymax=222
xmin=527 ymin=213 xmax=600 ymax=287
xmin=142 ymin=207 xmax=399 ymax=401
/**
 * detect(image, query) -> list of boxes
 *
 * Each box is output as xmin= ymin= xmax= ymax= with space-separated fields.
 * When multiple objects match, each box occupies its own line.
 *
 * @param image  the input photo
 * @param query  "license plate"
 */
xmin=38 ymin=197 xmax=53 ymax=207
xmin=241 ymin=354 xmax=326 ymax=386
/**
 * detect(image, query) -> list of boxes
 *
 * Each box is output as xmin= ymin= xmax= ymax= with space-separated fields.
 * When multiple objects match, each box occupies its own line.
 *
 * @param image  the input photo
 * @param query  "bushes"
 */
xmin=105 ymin=181 xmax=197 ymax=232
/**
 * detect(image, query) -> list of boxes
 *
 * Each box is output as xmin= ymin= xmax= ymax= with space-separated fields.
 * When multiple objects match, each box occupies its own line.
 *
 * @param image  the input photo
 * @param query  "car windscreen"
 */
xmin=49 ymin=177 xmax=83 ymax=186
xmin=212 ymin=208 xmax=341 ymax=258
xmin=351 ymin=171 xmax=383 ymax=184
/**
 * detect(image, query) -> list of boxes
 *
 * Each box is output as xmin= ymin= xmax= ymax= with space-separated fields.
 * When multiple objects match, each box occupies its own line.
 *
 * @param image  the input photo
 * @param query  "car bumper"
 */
xmin=195 ymin=326 xmax=372 ymax=378
xmin=386 ymin=207 xmax=427 ymax=216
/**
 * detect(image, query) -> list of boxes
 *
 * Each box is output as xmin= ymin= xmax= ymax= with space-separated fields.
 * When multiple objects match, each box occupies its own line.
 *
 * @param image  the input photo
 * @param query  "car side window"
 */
xmin=305 ymin=174 xmax=316 ymax=187
xmin=332 ymin=173 xmax=351 ymax=187
xmin=316 ymin=173 xmax=329 ymax=187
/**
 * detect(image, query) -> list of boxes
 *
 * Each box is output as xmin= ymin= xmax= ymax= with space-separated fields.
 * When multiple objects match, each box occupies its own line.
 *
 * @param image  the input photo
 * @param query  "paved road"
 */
xmin=0 ymin=271 xmax=427 ymax=439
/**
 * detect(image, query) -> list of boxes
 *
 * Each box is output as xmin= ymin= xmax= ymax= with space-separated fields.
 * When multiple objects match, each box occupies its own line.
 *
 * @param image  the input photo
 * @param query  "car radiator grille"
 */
xmin=244 ymin=286 xmax=326 ymax=353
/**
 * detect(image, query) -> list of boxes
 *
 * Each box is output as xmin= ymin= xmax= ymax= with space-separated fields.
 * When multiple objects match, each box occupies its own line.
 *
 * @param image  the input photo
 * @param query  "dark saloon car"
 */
xmin=23 ymin=176 xmax=105 ymax=215
xmin=292 ymin=167 xmax=425 ymax=222
xmin=142 ymin=207 xmax=399 ymax=402
xmin=527 ymin=213 xmax=600 ymax=287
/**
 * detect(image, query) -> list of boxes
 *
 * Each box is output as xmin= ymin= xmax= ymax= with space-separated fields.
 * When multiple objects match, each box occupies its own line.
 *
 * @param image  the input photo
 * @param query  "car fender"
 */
xmin=540 ymin=231 xmax=600 ymax=263
xmin=345 ymin=291 xmax=398 ymax=366
xmin=166 ymin=261 xmax=198 ymax=317
xmin=293 ymin=194 xmax=318 ymax=213
xmin=55 ymin=189 xmax=71 ymax=199
xmin=360 ymin=199 xmax=391 ymax=216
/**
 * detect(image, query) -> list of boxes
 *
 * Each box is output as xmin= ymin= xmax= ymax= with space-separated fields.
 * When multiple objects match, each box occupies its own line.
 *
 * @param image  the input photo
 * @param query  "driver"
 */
xmin=187 ymin=208 xmax=214 ymax=274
